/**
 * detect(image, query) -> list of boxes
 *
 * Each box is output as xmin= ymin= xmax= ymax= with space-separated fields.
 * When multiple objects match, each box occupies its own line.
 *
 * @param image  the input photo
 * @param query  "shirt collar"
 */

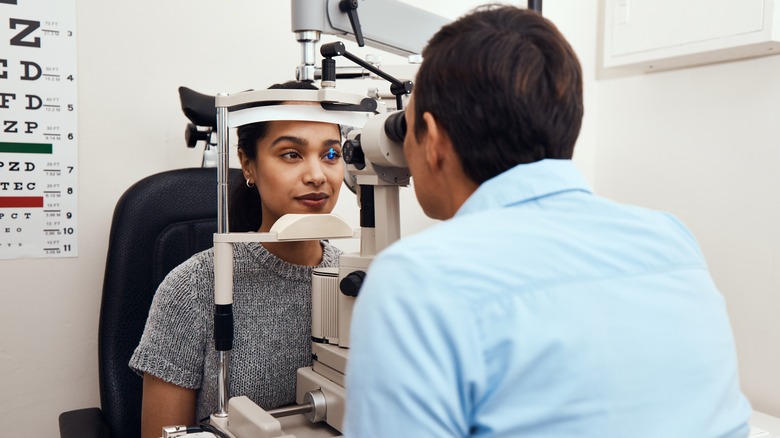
xmin=456 ymin=159 xmax=593 ymax=217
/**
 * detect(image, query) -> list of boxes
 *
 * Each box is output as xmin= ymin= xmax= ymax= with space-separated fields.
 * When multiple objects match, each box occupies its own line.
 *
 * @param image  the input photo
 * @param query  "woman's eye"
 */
xmin=281 ymin=151 xmax=301 ymax=160
xmin=323 ymin=147 xmax=341 ymax=161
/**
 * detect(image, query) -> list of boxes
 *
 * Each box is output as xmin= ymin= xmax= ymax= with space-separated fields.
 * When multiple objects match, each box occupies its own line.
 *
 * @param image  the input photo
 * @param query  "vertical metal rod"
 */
xmin=373 ymin=185 xmax=401 ymax=253
xmin=214 ymin=98 xmax=230 ymax=418
xmin=216 ymin=351 xmax=229 ymax=417
xmin=528 ymin=0 xmax=542 ymax=14
xmin=296 ymin=30 xmax=320 ymax=82
xmin=216 ymin=101 xmax=229 ymax=234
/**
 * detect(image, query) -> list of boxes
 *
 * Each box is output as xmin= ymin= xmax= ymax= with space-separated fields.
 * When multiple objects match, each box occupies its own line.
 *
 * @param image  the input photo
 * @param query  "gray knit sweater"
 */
xmin=129 ymin=241 xmax=341 ymax=421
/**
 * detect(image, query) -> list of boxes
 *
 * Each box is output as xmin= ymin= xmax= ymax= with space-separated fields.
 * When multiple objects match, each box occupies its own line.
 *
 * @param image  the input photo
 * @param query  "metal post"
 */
xmin=216 ymin=101 xmax=229 ymax=234
xmin=214 ymin=98 xmax=231 ymax=418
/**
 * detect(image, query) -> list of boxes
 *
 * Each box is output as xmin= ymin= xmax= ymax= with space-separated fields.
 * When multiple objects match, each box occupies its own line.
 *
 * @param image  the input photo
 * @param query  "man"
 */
xmin=344 ymin=5 xmax=751 ymax=437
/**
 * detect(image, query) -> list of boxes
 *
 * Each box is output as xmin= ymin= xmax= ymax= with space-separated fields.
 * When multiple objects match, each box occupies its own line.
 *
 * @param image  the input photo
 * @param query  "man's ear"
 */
xmin=421 ymin=111 xmax=452 ymax=171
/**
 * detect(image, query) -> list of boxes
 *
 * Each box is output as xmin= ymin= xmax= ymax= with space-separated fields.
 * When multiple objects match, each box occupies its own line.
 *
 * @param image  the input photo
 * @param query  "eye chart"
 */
xmin=0 ymin=0 xmax=78 ymax=259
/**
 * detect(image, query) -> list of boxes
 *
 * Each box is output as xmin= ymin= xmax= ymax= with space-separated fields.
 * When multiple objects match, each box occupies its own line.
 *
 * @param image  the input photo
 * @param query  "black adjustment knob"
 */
xmin=184 ymin=123 xmax=210 ymax=148
xmin=321 ymin=57 xmax=336 ymax=83
xmin=390 ymin=80 xmax=414 ymax=97
xmin=342 ymin=137 xmax=365 ymax=170
xmin=320 ymin=41 xmax=346 ymax=58
xmin=340 ymin=271 xmax=366 ymax=297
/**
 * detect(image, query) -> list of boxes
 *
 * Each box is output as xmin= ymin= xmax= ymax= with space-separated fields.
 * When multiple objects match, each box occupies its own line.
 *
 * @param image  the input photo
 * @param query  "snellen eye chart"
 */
xmin=0 ymin=0 xmax=78 ymax=259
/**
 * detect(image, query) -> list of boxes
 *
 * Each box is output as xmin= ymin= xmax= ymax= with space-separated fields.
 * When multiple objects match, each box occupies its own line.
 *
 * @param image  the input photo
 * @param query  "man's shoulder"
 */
xmin=381 ymin=217 xmax=468 ymax=259
xmin=592 ymin=196 xmax=701 ymax=249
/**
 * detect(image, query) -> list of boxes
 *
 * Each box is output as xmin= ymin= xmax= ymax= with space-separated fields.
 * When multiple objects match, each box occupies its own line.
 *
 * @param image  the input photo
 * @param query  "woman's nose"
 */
xmin=304 ymin=159 xmax=327 ymax=186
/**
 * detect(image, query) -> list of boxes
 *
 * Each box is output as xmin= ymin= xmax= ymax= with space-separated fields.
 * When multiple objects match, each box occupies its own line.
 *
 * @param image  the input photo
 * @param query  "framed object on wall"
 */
xmin=0 ymin=0 xmax=79 ymax=259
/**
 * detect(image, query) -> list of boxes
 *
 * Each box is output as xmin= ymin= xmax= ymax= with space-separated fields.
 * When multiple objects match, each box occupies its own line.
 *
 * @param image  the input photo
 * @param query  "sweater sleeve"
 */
xmin=129 ymin=252 xmax=211 ymax=389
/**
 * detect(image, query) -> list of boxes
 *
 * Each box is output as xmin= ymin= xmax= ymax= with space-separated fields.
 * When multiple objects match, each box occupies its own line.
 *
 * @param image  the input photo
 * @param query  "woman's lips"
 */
xmin=296 ymin=193 xmax=329 ymax=208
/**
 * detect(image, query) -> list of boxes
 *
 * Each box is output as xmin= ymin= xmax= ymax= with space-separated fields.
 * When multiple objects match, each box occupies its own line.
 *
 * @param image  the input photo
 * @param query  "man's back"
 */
xmin=346 ymin=160 xmax=751 ymax=437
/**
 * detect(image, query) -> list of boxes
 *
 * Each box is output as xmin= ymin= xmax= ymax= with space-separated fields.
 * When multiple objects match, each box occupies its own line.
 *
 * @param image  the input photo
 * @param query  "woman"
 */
xmin=129 ymin=81 xmax=344 ymax=438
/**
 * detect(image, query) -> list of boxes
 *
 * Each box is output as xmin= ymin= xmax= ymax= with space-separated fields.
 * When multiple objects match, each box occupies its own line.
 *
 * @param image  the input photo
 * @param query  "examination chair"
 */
xmin=59 ymin=167 xmax=241 ymax=438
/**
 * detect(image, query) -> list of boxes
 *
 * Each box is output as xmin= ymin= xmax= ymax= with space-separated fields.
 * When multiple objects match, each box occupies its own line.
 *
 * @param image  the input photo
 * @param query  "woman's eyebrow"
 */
xmin=269 ymin=136 xmax=341 ymax=149
xmin=323 ymin=138 xmax=341 ymax=148
xmin=270 ymin=136 xmax=307 ymax=147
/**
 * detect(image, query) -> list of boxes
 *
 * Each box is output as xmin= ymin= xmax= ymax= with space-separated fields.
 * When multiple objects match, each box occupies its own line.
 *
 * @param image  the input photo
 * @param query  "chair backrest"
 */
xmin=98 ymin=167 xmax=239 ymax=438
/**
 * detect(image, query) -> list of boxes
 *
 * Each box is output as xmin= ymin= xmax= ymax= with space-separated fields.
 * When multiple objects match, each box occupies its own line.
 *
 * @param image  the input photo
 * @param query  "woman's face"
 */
xmin=240 ymin=119 xmax=343 ymax=232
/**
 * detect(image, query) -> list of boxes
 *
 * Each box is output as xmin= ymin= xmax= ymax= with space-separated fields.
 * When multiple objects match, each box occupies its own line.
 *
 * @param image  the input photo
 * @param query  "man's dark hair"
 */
xmin=230 ymin=80 xmax=319 ymax=232
xmin=413 ymin=5 xmax=583 ymax=184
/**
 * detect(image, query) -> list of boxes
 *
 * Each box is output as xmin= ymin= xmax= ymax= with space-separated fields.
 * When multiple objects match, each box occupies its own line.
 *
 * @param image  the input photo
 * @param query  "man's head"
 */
xmin=412 ymin=5 xmax=583 ymax=186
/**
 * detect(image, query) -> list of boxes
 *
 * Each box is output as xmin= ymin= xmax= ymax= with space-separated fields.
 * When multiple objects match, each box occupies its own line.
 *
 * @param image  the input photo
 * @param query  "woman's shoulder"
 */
xmin=155 ymin=247 xmax=216 ymax=303
xmin=169 ymin=247 xmax=215 ymax=278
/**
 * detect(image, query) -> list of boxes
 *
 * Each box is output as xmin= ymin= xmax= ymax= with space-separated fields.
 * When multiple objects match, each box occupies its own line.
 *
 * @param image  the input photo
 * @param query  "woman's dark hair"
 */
xmin=414 ymin=5 xmax=584 ymax=185
xmin=229 ymin=80 xmax=319 ymax=232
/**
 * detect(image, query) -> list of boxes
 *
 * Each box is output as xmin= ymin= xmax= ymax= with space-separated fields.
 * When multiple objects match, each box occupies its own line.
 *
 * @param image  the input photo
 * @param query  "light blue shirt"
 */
xmin=345 ymin=159 xmax=750 ymax=437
